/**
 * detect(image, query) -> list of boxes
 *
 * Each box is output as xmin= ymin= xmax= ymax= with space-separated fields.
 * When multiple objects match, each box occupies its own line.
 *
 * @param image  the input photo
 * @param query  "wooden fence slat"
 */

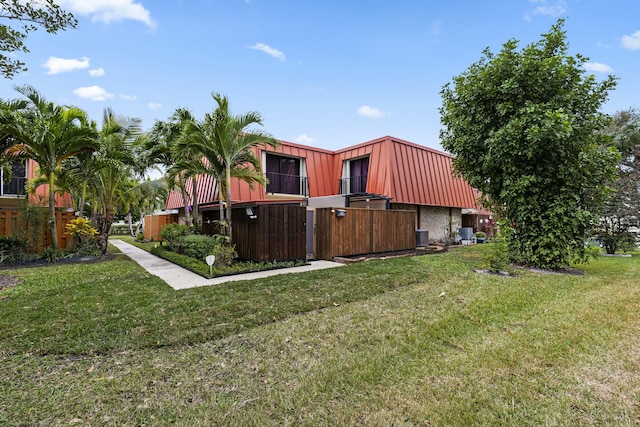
xmin=316 ymin=207 xmax=415 ymax=260
xmin=0 ymin=208 xmax=75 ymax=251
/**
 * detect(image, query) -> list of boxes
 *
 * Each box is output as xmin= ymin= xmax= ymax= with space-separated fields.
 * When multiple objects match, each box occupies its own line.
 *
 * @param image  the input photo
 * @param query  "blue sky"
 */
xmin=1 ymin=0 xmax=639 ymax=152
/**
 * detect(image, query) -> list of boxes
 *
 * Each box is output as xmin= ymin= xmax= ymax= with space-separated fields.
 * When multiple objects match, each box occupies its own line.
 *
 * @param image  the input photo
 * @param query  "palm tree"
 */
xmin=87 ymin=108 xmax=153 ymax=254
xmin=147 ymin=108 xmax=203 ymax=232
xmin=184 ymin=93 xmax=279 ymax=242
xmin=1 ymin=85 xmax=98 ymax=248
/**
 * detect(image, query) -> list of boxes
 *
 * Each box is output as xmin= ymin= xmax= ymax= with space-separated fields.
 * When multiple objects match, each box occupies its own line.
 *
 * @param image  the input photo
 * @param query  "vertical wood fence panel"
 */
xmin=232 ymin=205 xmax=306 ymax=262
xmin=143 ymin=214 xmax=178 ymax=241
xmin=316 ymin=207 xmax=416 ymax=260
xmin=0 ymin=208 xmax=74 ymax=251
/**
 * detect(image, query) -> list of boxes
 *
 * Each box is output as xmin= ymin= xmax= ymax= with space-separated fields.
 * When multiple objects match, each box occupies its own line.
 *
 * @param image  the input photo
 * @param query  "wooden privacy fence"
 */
xmin=143 ymin=213 xmax=178 ymax=241
xmin=0 ymin=208 xmax=74 ymax=250
xmin=315 ymin=207 xmax=416 ymax=260
xmin=233 ymin=204 xmax=306 ymax=262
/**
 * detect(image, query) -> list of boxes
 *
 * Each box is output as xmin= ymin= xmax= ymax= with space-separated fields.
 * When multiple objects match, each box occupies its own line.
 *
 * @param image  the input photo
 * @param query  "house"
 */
xmin=0 ymin=158 xmax=72 ymax=208
xmin=1 ymin=158 xmax=74 ymax=249
xmin=165 ymin=135 xmax=479 ymax=249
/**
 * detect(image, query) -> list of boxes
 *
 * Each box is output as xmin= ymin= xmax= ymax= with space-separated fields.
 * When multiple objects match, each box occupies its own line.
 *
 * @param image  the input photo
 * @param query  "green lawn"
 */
xmin=1 ymin=244 xmax=639 ymax=426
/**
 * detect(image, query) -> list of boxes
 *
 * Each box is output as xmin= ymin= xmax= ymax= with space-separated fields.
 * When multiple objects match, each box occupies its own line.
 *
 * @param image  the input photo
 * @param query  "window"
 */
xmin=348 ymin=156 xmax=369 ymax=193
xmin=1 ymin=160 xmax=27 ymax=196
xmin=265 ymin=154 xmax=305 ymax=195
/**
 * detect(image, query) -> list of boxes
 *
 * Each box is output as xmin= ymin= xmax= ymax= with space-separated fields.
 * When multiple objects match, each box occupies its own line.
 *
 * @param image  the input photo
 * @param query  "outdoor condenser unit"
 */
xmin=416 ymin=229 xmax=429 ymax=247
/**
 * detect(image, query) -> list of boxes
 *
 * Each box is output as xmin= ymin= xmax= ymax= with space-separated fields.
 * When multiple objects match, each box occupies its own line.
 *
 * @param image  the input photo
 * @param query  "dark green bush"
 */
xmin=0 ymin=235 xmax=26 ymax=253
xmin=40 ymin=246 xmax=65 ymax=263
xmin=0 ymin=235 xmax=30 ymax=264
xmin=182 ymin=234 xmax=217 ymax=261
xmin=159 ymin=223 xmax=190 ymax=253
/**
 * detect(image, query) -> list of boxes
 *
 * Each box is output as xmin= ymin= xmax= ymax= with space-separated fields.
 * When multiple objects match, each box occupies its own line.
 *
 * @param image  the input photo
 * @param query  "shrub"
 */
xmin=483 ymin=235 xmax=508 ymax=273
xmin=475 ymin=231 xmax=486 ymax=239
xmin=182 ymin=234 xmax=217 ymax=261
xmin=160 ymin=223 xmax=190 ymax=253
xmin=40 ymin=246 xmax=65 ymax=263
xmin=109 ymin=224 xmax=133 ymax=236
xmin=0 ymin=235 xmax=28 ymax=264
xmin=213 ymin=243 xmax=237 ymax=267
xmin=66 ymin=218 xmax=98 ymax=244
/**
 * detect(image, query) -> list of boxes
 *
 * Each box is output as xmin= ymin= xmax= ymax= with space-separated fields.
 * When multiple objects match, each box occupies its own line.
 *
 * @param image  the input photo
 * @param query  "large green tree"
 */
xmin=440 ymin=20 xmax=619 ymax=269
xmin=596 ymin=108 xmax=640 ymax=253
xmin=1 ymin=85 xmax=98 ymax=248
xmin=184 ymin=93 xmax=279 ymax=243
xmin=0 ymin=0 xmax=77 ymax=78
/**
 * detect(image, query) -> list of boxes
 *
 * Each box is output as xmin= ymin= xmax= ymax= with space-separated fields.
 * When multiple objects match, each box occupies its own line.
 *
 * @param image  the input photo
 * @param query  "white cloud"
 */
xmin=120 ymin=93 xmax=137 ymax=100
xmin=524 ymin=0 xmax=566 ymax=20
xmin=622 ymin=30 xmax=640 ymax=50
xmin=583 ymin=62 xmax=613 ymax=73
xmin=42 ymin=56 xmax=90 ymax=74
xmin=73 ymin=85 xmax=113 ymax=101
xmin=296 ymin=134 xmax=315 ymax=144
xmin=88 ymin=67 xmax=105 ymax=77
xmin=57 ymin=0 xmax=156 ymax=28
xmin=357 ymin=105 xmax=387 ymax=119
xmin=148 ymin=102 xmax=162 ymax=110
xmin=249 ymin=43 xmax=286 ymax=62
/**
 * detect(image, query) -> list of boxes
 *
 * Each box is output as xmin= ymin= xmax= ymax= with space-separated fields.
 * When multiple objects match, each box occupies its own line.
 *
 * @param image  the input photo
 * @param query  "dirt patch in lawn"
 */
xmin=334 ymin=246 xmax=446 ymax=263
xmin=0 ymin=275 xmax=21 ymax=291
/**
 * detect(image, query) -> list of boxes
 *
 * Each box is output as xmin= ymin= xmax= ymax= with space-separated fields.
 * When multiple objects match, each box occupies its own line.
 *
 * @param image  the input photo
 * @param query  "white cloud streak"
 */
xmin=249 ymin=43 xmax=286 ymax=62
xmin=583 ymin=62 xmax=613 ymax=73
xmin=622 ymin=30 xmax=640 ymax=50
xmin=296 ymin=134 xmax=315 ymax=144
xmin=524 ymin=0 xmax=566 ymax=21
xmin=357 ymin=105 xmax=387 ymax=119
xmin=148 ymin=102 xmax=162 ymax=110
xmin=73 ymin=85 xmax=113 ymax=101
xmin=119 ymin=93 xmax=137 ymax=100
xmin=58 ymin=0 xmax=156 ymax=28
xmin=88 ymin=68 xmax=105 ymax=77
xmin=42 ymin=56 xmax=90 ymax=74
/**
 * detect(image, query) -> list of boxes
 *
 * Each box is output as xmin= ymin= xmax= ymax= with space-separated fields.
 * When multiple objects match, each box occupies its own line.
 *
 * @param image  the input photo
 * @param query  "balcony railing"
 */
xmin=1 ymin=177 xmax=27 ymax=196
xmin=338 ymin=175 xmax=368 ymax=194
xmin=265 ymin=172 xmax=309 ymax=197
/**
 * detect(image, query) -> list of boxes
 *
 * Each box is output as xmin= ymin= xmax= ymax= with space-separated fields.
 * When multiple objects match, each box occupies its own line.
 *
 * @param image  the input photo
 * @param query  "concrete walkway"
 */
xmin=109 ymin=239 xmax=344 ymax=290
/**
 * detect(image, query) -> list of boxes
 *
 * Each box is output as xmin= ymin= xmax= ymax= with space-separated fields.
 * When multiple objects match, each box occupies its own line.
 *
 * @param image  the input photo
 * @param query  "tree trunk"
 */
xmin=127 ymin=210 xmax=135 ymax=237
xmin=218 ymin=185 xmax=225 ymax=237
xmin=96 ymin=206 xmax=114 ymax=255
xmin=225 ymin=167 xmax=233 ymax=243
xmin=48 ymin=174 xmax=58 ymax=249
xmin=192 ymin=175 xmax=199 ymax=234
xmin=181 ymin=180 xmax=191 ymax=228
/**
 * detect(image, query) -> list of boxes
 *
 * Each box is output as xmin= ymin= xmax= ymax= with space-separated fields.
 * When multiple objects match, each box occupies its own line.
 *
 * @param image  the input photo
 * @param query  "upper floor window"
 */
xmin=265 ymin=154 xmax=308 ymax=196
xmin=1 ymin=160 xmax=27 ymax=197
xmin=340 ymin=156 xmax=369 ymax=194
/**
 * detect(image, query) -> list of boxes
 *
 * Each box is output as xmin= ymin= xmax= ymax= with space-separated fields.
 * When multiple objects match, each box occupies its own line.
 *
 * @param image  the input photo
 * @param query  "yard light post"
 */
xmin=206 ymin=255 xmax=215 ymax=276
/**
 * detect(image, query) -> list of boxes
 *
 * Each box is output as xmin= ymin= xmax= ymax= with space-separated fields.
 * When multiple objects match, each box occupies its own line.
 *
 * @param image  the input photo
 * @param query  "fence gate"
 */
xmin=306 ymin=209 xmax=315 ymax=259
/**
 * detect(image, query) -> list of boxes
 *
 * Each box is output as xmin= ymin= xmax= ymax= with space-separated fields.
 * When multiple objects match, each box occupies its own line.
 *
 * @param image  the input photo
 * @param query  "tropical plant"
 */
xmin=183 ymin=93 xmax=279 ymax=242
xmin=85 ymin=108 xmax=165 ymax=254
xmin=147 ymin=109 xmax=201 ymax=231
xmin=160 ymin=223 xmax=190 ymax=253
xmin=440 ymin=20 xmax=619 ymax=269
xmin=1 ymin=85 xmax=98 ymax=248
